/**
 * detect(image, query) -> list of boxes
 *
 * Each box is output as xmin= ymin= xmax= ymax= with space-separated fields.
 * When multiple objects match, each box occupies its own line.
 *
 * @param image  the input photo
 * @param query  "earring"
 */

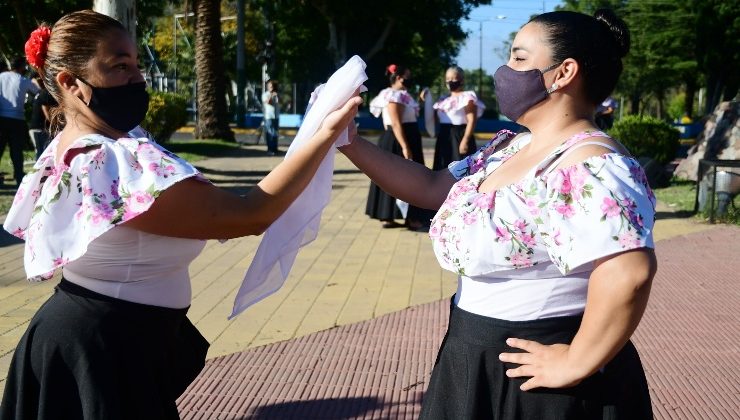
xmin=547 ymin=83 xmax=559 ymax=94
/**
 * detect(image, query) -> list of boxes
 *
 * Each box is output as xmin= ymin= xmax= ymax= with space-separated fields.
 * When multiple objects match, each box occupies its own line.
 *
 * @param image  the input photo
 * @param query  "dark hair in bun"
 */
xmin=385 ymin=63 xmax=408 ymax=85
xmin=594 ymin=8 xmax=630 ymax=58
xmin=529 ymin=9 xmax=630 ymax=105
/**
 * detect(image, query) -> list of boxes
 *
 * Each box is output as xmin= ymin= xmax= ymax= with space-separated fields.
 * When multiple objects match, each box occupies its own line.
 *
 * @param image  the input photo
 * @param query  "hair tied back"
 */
xmin=25 ymin=26 xmax=52 ymax=69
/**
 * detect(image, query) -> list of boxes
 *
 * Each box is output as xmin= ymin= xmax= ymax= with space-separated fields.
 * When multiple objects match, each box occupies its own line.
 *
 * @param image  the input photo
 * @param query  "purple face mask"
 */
xmin=493 ymin=63 xmax=560 ymax=122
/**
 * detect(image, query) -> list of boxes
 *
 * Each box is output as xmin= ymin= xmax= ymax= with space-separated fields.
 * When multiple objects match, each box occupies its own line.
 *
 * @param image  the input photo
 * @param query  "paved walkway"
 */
xmin=176 ymin=226 xmax=740 ymax=419
xmin=0 ymin=141 xmax=726 ymax=415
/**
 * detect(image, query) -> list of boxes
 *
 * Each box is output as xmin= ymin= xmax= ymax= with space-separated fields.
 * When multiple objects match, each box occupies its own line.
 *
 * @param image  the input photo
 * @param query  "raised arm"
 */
xmin=339 ymin=128 xmax=456 ymax=211
xmin=123 ymin=96 xmax=363 ymax=239
xmin=500 ymin=247 xmax=656 ymax=390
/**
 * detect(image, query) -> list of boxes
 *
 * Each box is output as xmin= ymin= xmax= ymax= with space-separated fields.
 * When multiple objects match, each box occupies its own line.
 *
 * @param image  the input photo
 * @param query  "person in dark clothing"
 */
xmin=28 ymin=78 xmax=57 ymax=158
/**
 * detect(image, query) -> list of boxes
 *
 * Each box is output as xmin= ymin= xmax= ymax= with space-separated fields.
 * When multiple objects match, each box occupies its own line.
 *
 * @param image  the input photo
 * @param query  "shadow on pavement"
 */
xmin=655 ymin=210 xmax=695 ymax=220
xmin=0 ymin=228 xmax=23 ymax=248
xmin=243 ymin=396 xmax=389 ymax=420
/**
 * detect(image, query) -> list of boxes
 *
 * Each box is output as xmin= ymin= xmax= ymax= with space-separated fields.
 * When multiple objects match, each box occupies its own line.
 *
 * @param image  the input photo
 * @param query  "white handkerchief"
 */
xmin=395 ymin=199 xmax=409 ymax=219
xmin=230 ymin=55 xmax=368 ymax=318
xmin=422 ymin=87 xmax=436 ymax=137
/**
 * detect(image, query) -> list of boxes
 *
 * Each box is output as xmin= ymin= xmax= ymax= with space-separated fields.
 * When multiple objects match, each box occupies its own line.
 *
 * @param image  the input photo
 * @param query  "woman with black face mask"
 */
xmin=431 ymin=66 xmax=485 ymax=170
xmin=365 ymin=64 xmax=432 ymax=231
xmin=340 ymin=9 xmax=656 ymax=420
xmin=1 ymin=10 xmax=361 ymax=419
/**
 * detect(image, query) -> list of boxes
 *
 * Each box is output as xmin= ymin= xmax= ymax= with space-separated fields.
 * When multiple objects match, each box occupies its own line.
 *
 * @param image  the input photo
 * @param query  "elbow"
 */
xmin=625 ymin=250 xmax=657 ymax=294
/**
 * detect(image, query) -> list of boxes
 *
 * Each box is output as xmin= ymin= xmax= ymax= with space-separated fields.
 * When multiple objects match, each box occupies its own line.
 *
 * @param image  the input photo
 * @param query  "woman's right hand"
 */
xmin=401 ymin=146 xmax=414 ymax=160
xmin=317 ymin=95 xmax=362 ymax=142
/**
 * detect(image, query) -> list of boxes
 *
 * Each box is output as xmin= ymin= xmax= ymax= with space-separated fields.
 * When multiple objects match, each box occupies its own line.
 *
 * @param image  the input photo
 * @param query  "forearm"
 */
xmin=567 ymin=249 xmax=657 ymax=379
xmin=340 ymin=135 xmax=453 ymax=209
xmin=390 ymin=120 xmax=409 ymax=151
xmin=463 ymin=111 xmax=476 ymax=140
xmin=249 ymin=129 xmax=337 ymax=221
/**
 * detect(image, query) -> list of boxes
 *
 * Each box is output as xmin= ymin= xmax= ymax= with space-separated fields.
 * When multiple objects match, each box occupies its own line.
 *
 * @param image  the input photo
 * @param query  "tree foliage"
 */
xmin=556 ymin=0 xmax=739 ymax=118
xmin=0 ymin=0 xmax=171 ymax=64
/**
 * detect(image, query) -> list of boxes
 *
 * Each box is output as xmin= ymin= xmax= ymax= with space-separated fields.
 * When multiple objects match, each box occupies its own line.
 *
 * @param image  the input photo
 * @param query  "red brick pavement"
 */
xmin=177 ymin=226 xmax=740 ymax=419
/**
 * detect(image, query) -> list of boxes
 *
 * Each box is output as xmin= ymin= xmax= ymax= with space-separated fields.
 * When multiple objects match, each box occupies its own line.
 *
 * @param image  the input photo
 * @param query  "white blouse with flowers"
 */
xmin=433 ymin=91 xmax=485 ymax=125
xmin=369 ymin=88 xmax=419 ymax=126
xmin=3 ymin=129 xmax=208 ymax=305
xmin=430 ymin=129 xmax=656 ymax=320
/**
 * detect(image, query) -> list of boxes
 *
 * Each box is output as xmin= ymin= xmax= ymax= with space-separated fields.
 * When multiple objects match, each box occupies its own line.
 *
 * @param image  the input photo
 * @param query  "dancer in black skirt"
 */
xmin=366 ymin=64 xmax=433 ymax=231
xmin=431 ymin=66 xmax=485 ymax=170
xmin=340 ymin=9 xmax=655 ymax=420
xmin=0 ymin=10 xmax=361 ymax=419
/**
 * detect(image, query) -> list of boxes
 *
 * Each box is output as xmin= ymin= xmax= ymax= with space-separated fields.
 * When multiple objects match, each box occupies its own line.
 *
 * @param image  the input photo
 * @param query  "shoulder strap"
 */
xmin=542 ymin=140 xmax=620 ymax=175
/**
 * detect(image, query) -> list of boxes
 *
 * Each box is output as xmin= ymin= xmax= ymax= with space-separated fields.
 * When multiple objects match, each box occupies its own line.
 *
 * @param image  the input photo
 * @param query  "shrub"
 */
xmin=608 ymin=115 xmax=680 ymax=165
xmin=141 ymin=90 xmax=189 ymax=143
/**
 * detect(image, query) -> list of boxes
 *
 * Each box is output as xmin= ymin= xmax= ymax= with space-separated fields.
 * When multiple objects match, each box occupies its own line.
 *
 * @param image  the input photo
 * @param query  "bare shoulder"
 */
xmin=554 ymin=135 xmax=631 ymax=170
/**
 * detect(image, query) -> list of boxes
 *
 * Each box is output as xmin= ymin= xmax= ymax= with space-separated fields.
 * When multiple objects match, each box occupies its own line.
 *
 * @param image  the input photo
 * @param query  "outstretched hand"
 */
xmin=498 ymin=338 xmax=585 ymax=391
xmin=319 ymin=94 xmax=362 ymax=140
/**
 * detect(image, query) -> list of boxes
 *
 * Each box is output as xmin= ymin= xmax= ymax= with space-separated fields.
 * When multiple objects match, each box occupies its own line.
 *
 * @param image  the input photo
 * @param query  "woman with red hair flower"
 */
xmin=365 ymin=64 xmax=433 ymax=231
xmin=0 ymin=10 xmax=361 ymax=419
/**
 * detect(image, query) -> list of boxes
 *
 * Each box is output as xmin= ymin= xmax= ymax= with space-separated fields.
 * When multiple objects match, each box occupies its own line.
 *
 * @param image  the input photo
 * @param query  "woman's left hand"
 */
xmin=459 ymin=138 xmax=470 ymax=155
xmin=499 ymin=338 xmax=585 ymax=391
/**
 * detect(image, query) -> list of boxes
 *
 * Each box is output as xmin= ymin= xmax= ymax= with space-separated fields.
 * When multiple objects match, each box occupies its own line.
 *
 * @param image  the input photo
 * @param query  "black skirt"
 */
xmin=0 ymin=279 xmax=209 ymax=420
xmin=419 ymin=300 xmax=653 ymax=420
xmin=365 ymin=122 xmax=435 ymax=226
xmin=432 ymin=124 xmax=477 ymax=171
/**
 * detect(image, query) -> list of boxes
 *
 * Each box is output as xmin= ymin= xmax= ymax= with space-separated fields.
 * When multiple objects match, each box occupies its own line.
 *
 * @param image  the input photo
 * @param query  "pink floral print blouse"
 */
xmin=430 ymin=129 xmax=656 ymax=277
xmin=369 ymin=88 xmax=419 ymax=118
xmin=3 ymin=131 xmax=206 ymax=280
xmin=433 ymin=91 xmax=485 ymax=125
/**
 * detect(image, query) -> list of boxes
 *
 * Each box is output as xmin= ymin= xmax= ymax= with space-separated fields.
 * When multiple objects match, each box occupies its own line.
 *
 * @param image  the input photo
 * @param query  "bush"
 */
xmin=608 ymin=115 xmax=680 ymax=165
xmin=141 ymin=90 xmax=189 ymax=143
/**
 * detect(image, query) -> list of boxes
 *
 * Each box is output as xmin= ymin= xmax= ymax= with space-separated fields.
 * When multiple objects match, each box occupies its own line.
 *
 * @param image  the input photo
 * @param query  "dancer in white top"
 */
xmin=1 ymin=10 xmax=360 ymax=419
xmin=340 ymin=9 xmax=655 ymax=419
xmin=430 ymin=66 xmax=485 ymax=170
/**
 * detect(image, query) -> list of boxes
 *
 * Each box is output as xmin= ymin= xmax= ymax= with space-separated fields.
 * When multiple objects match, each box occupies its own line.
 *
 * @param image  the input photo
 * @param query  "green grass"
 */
xmin=0 ymin=139 xmax=243 ymax=217
xmin=653 ymin=178 xmax=697 ymax=212
xmin=654 ymin=178 xmax=739 ymax=225
xmin=165 ymin=139 xmax=242 ymax=162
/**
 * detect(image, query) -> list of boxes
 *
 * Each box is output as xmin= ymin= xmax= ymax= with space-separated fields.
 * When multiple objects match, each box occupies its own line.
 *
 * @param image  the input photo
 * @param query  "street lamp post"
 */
xmin=468 ymin=15 xmax=506 ymax=98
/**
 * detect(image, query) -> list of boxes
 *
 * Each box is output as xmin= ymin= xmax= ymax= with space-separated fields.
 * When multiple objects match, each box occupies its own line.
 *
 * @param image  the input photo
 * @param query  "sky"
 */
xmin=455 ymin=0 xmax=563 ymax=74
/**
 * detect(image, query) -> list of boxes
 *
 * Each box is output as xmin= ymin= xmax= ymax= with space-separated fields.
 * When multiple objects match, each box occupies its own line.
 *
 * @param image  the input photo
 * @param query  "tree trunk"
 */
xmin=10 ymin=0 xmax=29 ymax=45
xmin=630 ymin=92 xmax=641 ymax=115
xmin=93 ymin=0 xmax=136 ymax=44
xmin=684 ymin=76 xmax=696 ymax=118
xmin=193 ymin=0 xmax=234 ymax=141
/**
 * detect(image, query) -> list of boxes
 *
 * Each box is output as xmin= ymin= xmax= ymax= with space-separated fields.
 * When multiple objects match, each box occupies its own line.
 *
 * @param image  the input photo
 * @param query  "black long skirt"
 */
xmin=419 ymin=300 xmax=653 ymax=420
xmin=0 ymin=279 xmax=209 ymax=420
xmin=365 ymin=123 xmax=435 ymax=226
xmin=432 ymin=124 xmax=477 ymax=170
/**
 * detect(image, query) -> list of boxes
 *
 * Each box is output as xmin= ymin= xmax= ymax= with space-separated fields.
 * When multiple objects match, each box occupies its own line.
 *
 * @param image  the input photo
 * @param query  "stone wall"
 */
xmin=674 ymin=100 xmax=739 ymax=181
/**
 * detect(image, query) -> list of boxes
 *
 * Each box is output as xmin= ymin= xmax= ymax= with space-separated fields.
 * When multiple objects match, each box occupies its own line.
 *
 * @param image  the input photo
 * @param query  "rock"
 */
xmin=674 ymin=100 xmax=740 ymax=181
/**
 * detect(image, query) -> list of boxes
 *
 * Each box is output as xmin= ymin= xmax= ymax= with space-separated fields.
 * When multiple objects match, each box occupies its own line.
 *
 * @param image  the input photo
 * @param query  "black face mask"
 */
xmin=401 ymin=77 xmax=414 ymax=88
xmin=76 ymin=75 xmax=150 ymax=133
xmin=446 ymin=80 xmax=462 ymax=91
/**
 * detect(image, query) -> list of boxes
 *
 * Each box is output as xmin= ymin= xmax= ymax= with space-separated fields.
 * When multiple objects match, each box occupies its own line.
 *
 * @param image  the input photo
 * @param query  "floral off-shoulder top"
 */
xmin=369 ymin=88 xmax=419 ymax=125
xmin=430 ymin=129 xmax=656 ymax=277
xmin=433 ymin=91 xmax=485 ymax=125
xmin=3 ymin=129 xmax=207 ymax=280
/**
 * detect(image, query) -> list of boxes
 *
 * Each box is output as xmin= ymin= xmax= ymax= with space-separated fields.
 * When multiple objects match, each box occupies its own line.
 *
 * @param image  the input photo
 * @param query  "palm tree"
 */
xmin=193 ymin=0 xmax=234 ymax=141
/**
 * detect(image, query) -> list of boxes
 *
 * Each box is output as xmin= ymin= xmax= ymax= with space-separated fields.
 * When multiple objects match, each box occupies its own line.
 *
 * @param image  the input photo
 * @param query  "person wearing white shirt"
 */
xmin=262 ymin=79 xmax=280 ymax=155
xmin=0 ymin=57 xmax=40 ymax=185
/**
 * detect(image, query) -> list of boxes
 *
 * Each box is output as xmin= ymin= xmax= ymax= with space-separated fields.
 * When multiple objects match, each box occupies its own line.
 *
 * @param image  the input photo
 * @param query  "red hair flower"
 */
xmin=387 ymin=64 xmax=397 ymax=74
xmin=25 ymin=26 xmax=52 ymax=69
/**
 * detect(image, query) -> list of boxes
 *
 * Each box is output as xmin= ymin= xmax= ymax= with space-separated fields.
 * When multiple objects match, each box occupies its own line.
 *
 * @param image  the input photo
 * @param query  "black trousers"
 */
xmin=0 ymin=117 xmax=28 ymax=185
